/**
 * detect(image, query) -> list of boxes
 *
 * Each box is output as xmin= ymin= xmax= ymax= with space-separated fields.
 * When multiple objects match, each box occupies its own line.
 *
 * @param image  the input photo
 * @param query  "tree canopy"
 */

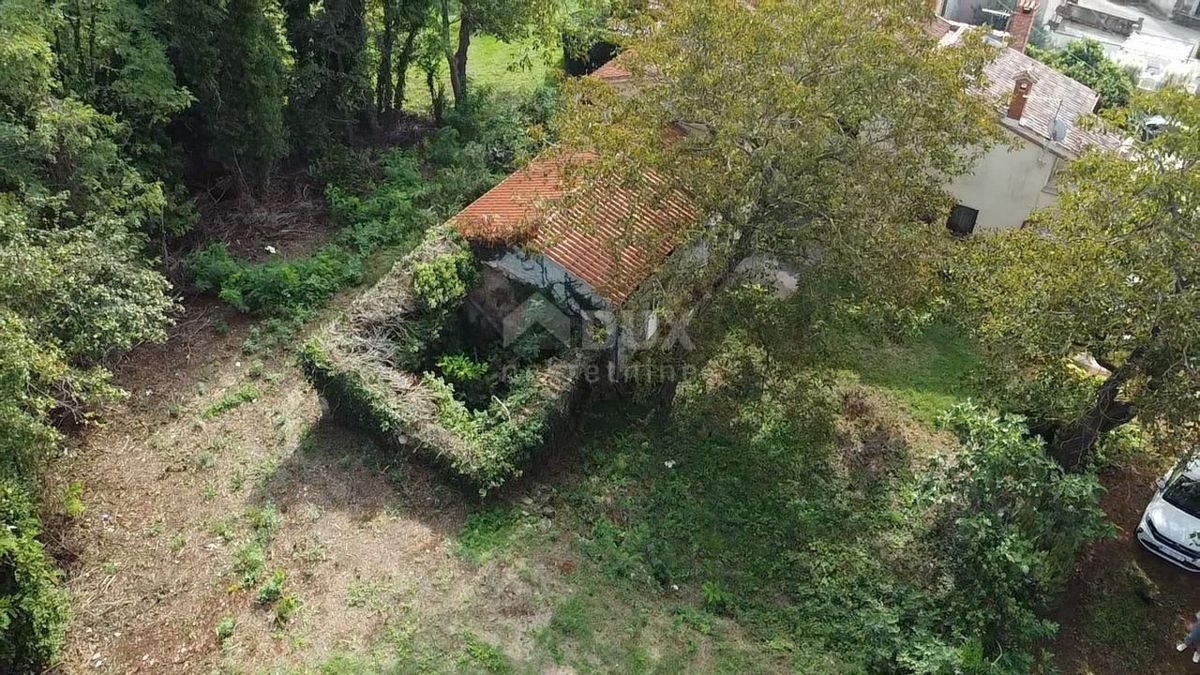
xmin=951 ymin=88 xmax=1200 ymax=469
xmin=1029 ymin=39 xmax=1136 ymax=111
xmin=554 ymin=0 xmax=1001 ymax=317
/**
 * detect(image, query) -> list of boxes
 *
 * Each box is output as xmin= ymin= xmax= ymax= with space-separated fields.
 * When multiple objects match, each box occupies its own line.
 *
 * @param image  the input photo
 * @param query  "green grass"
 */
xmin=203 ymin=383 xmax=261 ymax=418
xmin=291 ymin=308 xmax=1007 ymax=673
xmin=403 ymin=35 xmax=555 ymax=113
xmin=458 ymin=632 xmax=514 ymax=674
xmin=831 ymin=322 xmax=985 ymax=426
xmin=1074 ymin=562 xmax=1162 ymax=671
xmin=454 ymin=507 xmax=528 ymax=564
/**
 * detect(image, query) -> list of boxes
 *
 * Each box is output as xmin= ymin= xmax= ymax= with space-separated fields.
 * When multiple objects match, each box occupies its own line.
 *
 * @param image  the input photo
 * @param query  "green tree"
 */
xmin=154 ymin=0 xmax=288 ymax=191
xmin=1029 ymin=39 xmax=1135 ymax=111
xmin=553 ymin=0 xmax=1000 ymax=317
xmin=1 ymin=0 xmax=177 ymax=367
xmin=54 ymin=0 xmax=192 ymax=130
xmin=436 ymin=0 xmax=561 ymax=109
xmin=0 ymin=0 xmax=179 ymax=667
xmin=951 ymin=88 xmax=1200 ymax=470
xmin=921 ymin=404 xmax=1111 ymax=672
xmin=284 ymin=0 xmax=372 ymax=148
xmin=374 ymin=0 xmax=433 ymax=120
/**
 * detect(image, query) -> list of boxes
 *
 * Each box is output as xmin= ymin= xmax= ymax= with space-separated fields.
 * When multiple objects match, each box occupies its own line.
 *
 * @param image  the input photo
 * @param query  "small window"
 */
xmin=947 ymin=204 xmax=979 ymax=236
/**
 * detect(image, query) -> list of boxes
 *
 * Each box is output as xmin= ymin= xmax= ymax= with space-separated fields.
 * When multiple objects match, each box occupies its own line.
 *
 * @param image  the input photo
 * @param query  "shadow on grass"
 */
xmin=256 ymin=414 xmax=469 ymax=534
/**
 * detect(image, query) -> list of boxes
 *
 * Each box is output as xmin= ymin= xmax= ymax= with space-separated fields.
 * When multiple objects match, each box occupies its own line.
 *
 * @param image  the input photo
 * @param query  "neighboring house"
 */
xmin=931 ymin=2 xmax=1124 ymax=233
xmin=1171 ymin=0 xmax=1200 ymax=28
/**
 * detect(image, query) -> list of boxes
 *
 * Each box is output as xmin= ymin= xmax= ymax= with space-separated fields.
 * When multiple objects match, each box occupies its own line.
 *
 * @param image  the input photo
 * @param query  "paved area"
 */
xmin=1047 ymin=0 xmax=1200 ymax=90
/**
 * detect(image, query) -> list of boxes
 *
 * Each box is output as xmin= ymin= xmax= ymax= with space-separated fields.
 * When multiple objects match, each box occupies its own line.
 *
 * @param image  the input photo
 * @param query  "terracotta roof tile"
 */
xmin=592 ymin=57 xmax=632 ymax=85
xmin=451 ymin=154 xmax=697 ymax=305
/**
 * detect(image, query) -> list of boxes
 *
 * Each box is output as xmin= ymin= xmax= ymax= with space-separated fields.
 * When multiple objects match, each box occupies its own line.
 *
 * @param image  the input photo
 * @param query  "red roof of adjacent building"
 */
xmin=592 ymin=57 xmax=632 ymax=85
xmin=450 ymin=153 xmax=697 ymax=305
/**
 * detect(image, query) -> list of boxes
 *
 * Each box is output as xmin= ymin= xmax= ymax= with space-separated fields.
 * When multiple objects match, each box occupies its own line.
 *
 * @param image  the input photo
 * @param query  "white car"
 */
xmin=1137 ymin=459 xmax=1200 ymax=572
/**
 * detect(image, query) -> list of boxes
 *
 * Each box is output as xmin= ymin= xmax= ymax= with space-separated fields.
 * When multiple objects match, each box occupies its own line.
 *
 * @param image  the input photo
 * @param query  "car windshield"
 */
xmin=1164 ymin=475 xmax=1200 ymax=519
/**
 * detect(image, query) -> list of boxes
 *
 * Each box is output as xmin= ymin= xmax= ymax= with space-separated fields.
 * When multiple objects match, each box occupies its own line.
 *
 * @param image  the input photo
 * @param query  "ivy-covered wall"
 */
xmin=301 ymin=226 xmax=595 ymax=494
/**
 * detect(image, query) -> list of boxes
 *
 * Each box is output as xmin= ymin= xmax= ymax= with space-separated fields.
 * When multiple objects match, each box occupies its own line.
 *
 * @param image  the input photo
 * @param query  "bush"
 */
xmin=0 ymin=314 xmax=72 ymax=672
xmin=906 ymin=403 xmax=1113 ymax=672
xmin=0 ymin=483 xmax=70 ymax=671
xmin=412 ymin=248 xmax=477 ymax=311
xmin=444 ymin=85 xmax=558 ymax=172
xmin=187 ymin=86 xmax=560 ymax=323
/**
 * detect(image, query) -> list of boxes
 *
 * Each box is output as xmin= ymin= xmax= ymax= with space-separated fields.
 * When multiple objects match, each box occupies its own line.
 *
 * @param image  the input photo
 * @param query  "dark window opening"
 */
xmin=947 ymin=204 xmax=979 ymax=236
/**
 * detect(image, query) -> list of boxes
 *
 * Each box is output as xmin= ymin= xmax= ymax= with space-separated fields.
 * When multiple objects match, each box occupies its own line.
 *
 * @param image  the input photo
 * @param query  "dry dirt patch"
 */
xmin=48 ymin=304 xmax=568 ymax=673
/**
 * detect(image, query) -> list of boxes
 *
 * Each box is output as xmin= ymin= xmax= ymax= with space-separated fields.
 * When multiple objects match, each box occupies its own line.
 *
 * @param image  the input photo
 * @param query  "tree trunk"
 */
xmin=444 ymin=0 xmax=471 ymax=109
xmin=376 ymin=0 xmax=396 ymax=120
xmin=1051 ymin=364 xmax=1137 ymax=472
xmin=393 ymin=26 xmax=419 ymax=112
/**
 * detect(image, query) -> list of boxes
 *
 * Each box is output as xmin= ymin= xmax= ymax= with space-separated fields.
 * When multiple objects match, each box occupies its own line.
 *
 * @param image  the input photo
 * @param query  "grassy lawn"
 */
xmin=56 ymin=274 xmax=1018 ymax=673
xmin=402 ymin=35 xmax=556 ymax=113
xmin=832 ymin=322 xmax=986 ymax=426
xmin=280 ymin=317 xmax=986 ymax=673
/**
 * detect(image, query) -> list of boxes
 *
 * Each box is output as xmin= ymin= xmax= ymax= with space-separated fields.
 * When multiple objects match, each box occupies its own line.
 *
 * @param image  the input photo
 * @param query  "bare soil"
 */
xmin=45 ymin=301 xmax=576 ymax=673
xmin=189 ymin=172 xmax=336 ymax=264
xmin=1051 ymin=454 xmax=1200 ymax=675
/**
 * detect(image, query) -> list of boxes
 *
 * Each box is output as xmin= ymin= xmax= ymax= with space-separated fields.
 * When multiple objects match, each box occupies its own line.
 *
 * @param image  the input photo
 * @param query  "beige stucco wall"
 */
xmin=945 ymin=132 xmax=1060 ymax=233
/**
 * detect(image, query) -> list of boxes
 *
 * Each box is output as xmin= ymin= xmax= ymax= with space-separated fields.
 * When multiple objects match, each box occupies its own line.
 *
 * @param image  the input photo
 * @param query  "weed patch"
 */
xmin=204 ymin=383 xmax=261 ymax=418
xmin=231 ymin=504 xmax=281 ymax=588
xmin=458 ymin=632 xmax=513 ymax=674
xmin=455 ymin=508 xmax=527 ymax=564
xmin=62 ymin=481 xmax=84 ymax=519
xmin=215 ymin=617 xmax=236 ymax=644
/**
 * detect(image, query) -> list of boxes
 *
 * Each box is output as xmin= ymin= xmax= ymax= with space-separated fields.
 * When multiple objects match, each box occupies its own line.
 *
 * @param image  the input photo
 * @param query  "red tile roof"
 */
xmin=450 ymin=153 xmax=697 ymax=305
xmin=592 ymin=57 xmax=632 ymax=85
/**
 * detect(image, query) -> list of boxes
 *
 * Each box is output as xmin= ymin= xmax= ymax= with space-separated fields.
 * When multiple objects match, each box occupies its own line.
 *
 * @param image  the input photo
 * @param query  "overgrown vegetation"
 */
xmin=5 ymin=0 xmax=1195 ymax=668
xmin=188 ymin=90 xmax=553 ymax=325
xmin=300 ymin=226 xmax=593 ymax=493
xmin=0 ymin=0 xmax=564 ymax=661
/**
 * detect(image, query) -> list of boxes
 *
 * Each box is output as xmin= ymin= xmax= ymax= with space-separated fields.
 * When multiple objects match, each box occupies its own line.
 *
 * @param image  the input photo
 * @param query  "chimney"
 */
xmin=1007 ymin=71 xmax=1037 ymax=121
xmin=1006 ymin=0 xmax=1039 ymax=54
